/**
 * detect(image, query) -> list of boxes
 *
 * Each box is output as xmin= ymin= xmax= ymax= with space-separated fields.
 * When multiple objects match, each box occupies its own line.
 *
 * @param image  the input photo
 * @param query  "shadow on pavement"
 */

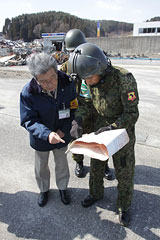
xmin=134 ymin=165 xmax=160 ymax=186
xmin=0 ymin=189 xmax=126 ymax=240
xmin=0 ymin=185 xmax=160 ymax=240
xmin=131 ymin=189 xmax=160 ymax=240
xmin=97 ymin=186 xmax=160 ymax=240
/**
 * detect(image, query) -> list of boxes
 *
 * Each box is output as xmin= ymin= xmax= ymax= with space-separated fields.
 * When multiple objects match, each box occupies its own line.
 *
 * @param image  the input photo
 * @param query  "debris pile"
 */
xmin=0 ymin=37 xmax=69 ymax=67
xmin=52 ymin=51 xmax=69 ymax=64
xmin=0 ymin=38 xmax=44 ymax=66
xmin=105 ymin=51 xmax=150 ymax=59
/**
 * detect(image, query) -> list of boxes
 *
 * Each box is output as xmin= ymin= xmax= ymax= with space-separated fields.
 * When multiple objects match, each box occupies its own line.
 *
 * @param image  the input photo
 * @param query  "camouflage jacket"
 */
xmin=60 ymin=61 xmax=91 ymax=100
xmin=75 ymin=66 xmax=139 ymax=130
xmin=60 ymin=60 xmax=69 ymax=74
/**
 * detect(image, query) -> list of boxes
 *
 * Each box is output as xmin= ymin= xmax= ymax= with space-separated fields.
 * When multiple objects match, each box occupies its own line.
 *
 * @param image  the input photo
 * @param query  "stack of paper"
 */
xmin=66 ymin=129 xmax=129 ymax=161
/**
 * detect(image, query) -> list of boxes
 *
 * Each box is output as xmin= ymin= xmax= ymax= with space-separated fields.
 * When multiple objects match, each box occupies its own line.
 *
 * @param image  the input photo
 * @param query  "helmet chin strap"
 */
xmin=72 ymin=50 xmax=82 ymax=78
xmin=72 ymin=51 xmax=79 ymax=73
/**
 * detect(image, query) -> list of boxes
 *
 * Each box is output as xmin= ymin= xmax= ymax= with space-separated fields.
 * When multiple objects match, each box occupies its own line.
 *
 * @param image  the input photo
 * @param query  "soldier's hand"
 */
xmin=94 ymin=125 xmax=115 ymax=135
xmin=70 ymin=119 xmax=83 ymax=140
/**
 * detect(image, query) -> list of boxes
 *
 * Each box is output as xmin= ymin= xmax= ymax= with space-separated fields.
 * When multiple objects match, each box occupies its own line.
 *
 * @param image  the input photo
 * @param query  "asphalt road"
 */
xmin=0 ymin=59 xmax=160 ymax=240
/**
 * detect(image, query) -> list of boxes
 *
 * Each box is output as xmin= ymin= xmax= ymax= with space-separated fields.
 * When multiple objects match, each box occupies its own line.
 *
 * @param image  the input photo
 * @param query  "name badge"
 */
xmin=58 ymin=109 xmax=70 ymax=119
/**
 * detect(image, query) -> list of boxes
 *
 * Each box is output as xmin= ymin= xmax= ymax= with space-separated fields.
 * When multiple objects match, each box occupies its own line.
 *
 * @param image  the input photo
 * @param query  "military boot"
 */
xmin=119 ymin=210 xmax=130 ymax=227
xmin=104 ymin=163 xmax=113 ymax=180
xmin=81 ymin=195 xmax=96 ymax=208
xmin=75 ymin=161 xmax=84 ymax=178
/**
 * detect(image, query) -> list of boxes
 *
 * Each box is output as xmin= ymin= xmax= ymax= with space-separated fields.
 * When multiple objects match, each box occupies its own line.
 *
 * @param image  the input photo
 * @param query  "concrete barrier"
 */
xmin=87 ymin=36 xmax=160 ymax=57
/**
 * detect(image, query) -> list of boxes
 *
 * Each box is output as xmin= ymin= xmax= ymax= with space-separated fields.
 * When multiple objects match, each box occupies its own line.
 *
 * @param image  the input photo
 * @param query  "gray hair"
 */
xmin=27 ymin=52 xmax=58 ymax=77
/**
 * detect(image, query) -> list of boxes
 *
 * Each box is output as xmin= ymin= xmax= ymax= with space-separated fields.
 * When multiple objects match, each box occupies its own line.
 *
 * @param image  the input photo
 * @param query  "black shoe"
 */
xmin=119 ymin=210 xmax=130 ymax=227
xmin=38 ymin=191 xmax=49 ymax=207
xmin=81 ymin=195 xmax=97 ymax=208
xmin=75 ymin=161 xmax=84 ymax=178
xmin=59 ymin=190 xmax=71 ymax=205
xmin=104 ymin=165 xmax=113 ymax=180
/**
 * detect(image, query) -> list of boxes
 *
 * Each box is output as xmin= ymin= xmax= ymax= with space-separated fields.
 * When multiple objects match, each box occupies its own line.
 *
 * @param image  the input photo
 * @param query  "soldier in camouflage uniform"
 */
xmin=68 ymin=43 xmax=139 ymax=227
xmin=61 ymin=29 xmax=113 ymax=180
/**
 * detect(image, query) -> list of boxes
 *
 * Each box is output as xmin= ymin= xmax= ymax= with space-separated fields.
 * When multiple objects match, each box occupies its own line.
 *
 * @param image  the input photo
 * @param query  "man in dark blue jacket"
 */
xmin=20 ymin=52 xmax=78 ymax=207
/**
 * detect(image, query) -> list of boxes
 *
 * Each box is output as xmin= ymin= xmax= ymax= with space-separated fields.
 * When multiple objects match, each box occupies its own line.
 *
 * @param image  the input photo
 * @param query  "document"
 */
xmin=66 ymin=129 xmax=129 ymax=161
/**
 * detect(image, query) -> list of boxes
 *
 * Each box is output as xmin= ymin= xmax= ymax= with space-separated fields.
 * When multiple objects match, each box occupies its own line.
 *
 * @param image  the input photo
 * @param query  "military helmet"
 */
xmin=68 ymin=43 xmax=110 ymax=79
xmin=65 ymin=29 xmax=86 ymax=51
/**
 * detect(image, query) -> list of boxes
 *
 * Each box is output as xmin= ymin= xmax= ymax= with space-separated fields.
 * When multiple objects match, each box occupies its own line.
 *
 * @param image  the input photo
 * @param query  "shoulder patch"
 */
xmin=128 ymin=92 xmax=136 ymax=101
xmin=70 ymin=98 xmax=78 ymax=109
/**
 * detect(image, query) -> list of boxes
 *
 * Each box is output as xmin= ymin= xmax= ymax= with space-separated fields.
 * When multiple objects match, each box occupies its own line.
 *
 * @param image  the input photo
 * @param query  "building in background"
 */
xmin=42 ymin=33 xmax=66 ymax=52
xmin=133 ymin=21 xmax=160 ymax=36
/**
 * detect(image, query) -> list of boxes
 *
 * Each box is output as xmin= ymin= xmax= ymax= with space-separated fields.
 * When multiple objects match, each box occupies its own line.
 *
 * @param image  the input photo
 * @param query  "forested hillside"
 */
xmin=2 ymin=11 xmax=133 ymax=42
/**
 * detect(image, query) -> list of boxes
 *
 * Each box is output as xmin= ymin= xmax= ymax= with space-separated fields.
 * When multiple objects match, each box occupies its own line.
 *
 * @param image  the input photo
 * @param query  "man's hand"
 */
xmin=48 ymin=132 xmax=65 ymax=144
xmin=94 ymin=125 xmax=115 ymax=135
xmin=70 ymin=118 xmax=83 ymax=140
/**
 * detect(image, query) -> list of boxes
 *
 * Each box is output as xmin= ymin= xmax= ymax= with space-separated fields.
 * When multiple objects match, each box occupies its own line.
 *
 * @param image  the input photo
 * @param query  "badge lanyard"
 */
xmin=58 ymin=102 xmax=70 ymax=119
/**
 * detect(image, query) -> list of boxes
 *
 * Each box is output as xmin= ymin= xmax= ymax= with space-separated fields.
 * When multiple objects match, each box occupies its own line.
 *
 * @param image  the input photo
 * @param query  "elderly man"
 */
xmin=20 ymin=52 xmax=78 ymax=207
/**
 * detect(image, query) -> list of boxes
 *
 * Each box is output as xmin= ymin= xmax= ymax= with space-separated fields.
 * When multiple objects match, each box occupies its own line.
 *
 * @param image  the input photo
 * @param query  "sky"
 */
xmin=1 ymin=0 xmax=160 ymax=32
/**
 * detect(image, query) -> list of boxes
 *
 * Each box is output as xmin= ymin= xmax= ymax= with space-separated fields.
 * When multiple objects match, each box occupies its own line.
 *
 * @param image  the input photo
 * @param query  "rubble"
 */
xmin=0 ymin=37 xmax=69 ymax=66
xmin=1 ymin=36 xmax=159 ymax=67
xmin=52 ymin=51 xmax=69 ymax=64
xmin=0 ymin=38 xmax=43 ymax=67
xmin=0 ymin=54 xmax=26 ymax=66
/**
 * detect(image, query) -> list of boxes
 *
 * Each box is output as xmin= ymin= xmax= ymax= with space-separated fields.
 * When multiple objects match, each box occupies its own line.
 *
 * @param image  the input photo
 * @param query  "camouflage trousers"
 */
xmin=72 ymin=153 xmax=84 ymax=163
xmin=89 ymin=139 xmax=135 ymax=212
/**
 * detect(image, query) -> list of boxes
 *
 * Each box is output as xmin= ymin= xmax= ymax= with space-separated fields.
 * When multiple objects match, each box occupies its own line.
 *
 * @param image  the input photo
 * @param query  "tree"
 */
xmin=2 ymin=11 xmax=134 ymax=41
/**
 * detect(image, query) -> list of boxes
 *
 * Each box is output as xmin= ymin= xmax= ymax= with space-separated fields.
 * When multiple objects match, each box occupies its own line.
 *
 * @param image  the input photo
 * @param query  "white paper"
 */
xmin=66 ymin=129 xmax=129 ymax=161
